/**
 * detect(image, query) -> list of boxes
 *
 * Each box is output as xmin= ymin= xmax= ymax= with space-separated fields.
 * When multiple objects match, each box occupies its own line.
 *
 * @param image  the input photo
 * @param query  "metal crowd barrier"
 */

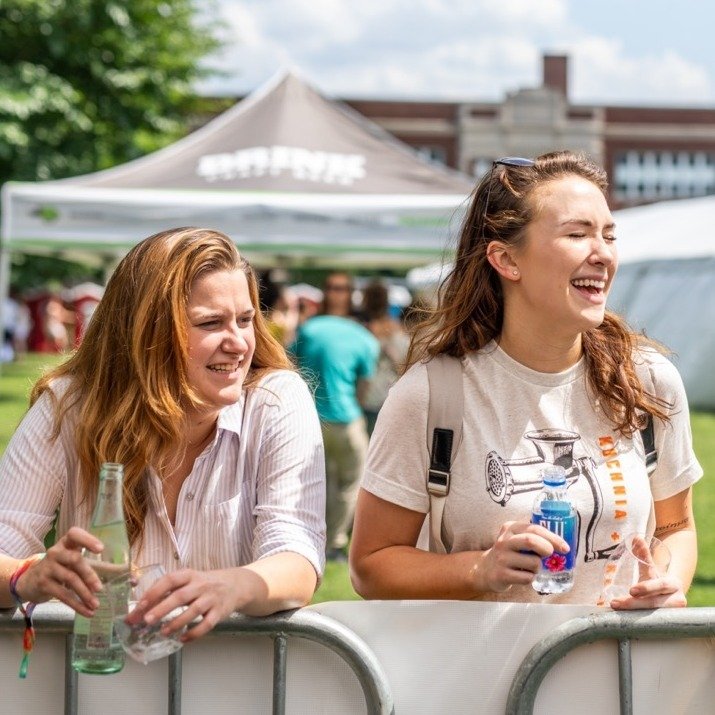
xmin=507 ymin=607 xmax=715 ymax=715
xmin=4 ymin=603 xmax=715 ymax=714
xmin=0 ymin=603 xmax=395 ymax=715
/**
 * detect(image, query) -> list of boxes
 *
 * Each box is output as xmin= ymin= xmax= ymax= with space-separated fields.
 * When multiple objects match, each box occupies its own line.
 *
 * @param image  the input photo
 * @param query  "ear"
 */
xmin=486 ymin=241 xmax=520 ymax=281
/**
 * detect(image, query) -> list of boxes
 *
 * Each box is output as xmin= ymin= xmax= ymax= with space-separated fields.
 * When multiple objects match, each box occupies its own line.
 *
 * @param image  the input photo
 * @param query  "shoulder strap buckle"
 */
xmin=427 ymin=468 xmax=451 ymax=496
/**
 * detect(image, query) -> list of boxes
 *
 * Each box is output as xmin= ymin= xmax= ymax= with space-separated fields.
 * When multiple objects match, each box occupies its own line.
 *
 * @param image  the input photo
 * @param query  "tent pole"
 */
xmin=0 ymin=185 xmax=13 ymax=375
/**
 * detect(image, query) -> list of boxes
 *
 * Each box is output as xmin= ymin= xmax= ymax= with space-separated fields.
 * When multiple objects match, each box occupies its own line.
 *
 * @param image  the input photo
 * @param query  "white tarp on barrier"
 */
xmin=3 ymin=601 xmax=714 ymax=714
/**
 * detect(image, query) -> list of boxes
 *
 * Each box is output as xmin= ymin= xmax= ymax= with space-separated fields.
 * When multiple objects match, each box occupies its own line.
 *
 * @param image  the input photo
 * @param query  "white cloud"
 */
xmin=198 ymin=0 xmax=715 ymax=105
xmin=477 ymin=0 xmax=567 ymax=25
xmin=569 ymin=38 xmax=713 ymax=104
xmin=217 ymin=2 xmax=261 ymax=46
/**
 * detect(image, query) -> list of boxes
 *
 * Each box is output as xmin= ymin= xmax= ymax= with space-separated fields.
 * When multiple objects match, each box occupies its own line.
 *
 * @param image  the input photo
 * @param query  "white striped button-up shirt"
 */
xmin=0 ymin=370 xmax=326 ymax=578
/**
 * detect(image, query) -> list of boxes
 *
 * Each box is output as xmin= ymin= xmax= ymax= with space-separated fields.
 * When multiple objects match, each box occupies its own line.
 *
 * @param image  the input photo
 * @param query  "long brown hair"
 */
xmin=31 ymin=228 xmax=293 ymax=547
xmin=407 ymin=151 xmax=669 ymax=436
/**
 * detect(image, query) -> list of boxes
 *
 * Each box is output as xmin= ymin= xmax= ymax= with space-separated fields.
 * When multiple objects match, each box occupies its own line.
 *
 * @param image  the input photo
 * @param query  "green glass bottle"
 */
xmin=71 ymin=462 xmax=131 ymax=674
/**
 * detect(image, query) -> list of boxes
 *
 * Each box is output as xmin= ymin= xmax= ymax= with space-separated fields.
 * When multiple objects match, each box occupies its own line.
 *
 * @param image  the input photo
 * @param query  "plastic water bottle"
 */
xmin=531 ymin=465 xmax=577 ymax=595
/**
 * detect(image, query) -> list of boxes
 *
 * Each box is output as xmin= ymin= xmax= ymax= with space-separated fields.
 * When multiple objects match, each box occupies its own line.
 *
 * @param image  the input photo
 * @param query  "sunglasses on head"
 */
xmin=481 ymin=156 xmax=535 ymax=238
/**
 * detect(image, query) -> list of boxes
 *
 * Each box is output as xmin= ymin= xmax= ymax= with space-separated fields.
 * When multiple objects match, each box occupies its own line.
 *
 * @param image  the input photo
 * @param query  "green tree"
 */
xmin=0 ymin=0 xmax=224 ymax=184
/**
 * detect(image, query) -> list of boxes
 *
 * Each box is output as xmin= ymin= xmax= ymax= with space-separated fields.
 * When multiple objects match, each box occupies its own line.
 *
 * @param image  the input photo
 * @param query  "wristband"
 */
xmin=8 ymin=554 xmax=45 ymax=679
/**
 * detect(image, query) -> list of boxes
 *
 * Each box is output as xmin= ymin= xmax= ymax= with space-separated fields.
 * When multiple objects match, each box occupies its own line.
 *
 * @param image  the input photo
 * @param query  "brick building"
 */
xmin=345 ymin=55 xmax=715 ymax=209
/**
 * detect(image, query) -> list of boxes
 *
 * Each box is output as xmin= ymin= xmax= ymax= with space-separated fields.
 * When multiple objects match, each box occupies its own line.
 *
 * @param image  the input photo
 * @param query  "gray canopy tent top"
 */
xmin=0 ymin=68 xmax=472 ymax=281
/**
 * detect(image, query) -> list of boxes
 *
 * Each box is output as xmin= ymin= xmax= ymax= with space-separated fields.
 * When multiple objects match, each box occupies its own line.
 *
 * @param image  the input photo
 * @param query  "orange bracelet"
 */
xmin=8 ymin=555 xmax=45 ymax=679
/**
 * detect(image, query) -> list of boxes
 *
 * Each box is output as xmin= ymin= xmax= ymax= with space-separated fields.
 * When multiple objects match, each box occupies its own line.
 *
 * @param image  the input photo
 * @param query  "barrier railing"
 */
xmin=506 ymin=607 xmax=715 ymax=715
xmin=4 ymin=602 xmax=715 ymax=714
xmin=0 ymin=603 xmax=395 ymax=715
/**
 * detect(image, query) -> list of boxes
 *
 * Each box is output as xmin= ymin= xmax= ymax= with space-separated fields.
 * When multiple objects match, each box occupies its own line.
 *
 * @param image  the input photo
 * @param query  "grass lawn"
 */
xmin=1 ymin=354 xmax=711 ymax=605
xmin=688 ymin=411 xmax=715 ymax=605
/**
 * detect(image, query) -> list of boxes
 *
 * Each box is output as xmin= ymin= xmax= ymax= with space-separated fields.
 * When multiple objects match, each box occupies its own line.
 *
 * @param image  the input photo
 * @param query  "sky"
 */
xmin=197 ymin=0 xmax=715 ymax=107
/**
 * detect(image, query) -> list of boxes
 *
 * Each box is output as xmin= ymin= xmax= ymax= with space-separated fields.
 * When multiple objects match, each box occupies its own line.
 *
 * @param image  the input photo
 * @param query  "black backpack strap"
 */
xmin=426 ymin=355 xmax=464 ymax=553
xmin=640 ymin=414 xmax=658 ymax=475
xmin=635 ymin=356 xmax=659 ymax=476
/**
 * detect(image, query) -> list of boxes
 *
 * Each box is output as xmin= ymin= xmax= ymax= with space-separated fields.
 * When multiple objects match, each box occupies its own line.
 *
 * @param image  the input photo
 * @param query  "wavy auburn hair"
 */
xmin=406 ymin=151 xmax=669 ymax=436
xmin=31 ymin=227 xmax=293 ymax=547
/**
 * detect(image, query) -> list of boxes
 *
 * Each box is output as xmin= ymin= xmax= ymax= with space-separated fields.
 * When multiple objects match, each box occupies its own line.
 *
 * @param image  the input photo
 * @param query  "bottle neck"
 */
xmin=92 ymin=471 xmax=125 ymax=527
xmin=543 ymin=482 xmax=567 ymax=498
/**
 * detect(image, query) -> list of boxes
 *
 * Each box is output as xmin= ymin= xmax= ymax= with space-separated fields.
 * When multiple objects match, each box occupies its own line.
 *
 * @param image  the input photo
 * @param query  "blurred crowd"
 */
xmin=1 ymin=283 xmax=105 ymax=363
xmin=258 ymin=268 xmax=427 ymax=560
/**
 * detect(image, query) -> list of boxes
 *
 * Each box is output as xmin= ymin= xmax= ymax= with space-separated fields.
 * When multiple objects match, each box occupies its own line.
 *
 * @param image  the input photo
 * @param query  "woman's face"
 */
xmin=509 ymin=174 xmax=618 ymax=337
xmin=323 ymin=274 xmax=353 ymax=316
xmin=185 ymin=269 xmax=256 ymax=415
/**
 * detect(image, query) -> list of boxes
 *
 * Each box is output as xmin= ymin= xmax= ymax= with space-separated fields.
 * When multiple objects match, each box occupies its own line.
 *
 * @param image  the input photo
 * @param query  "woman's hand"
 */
xmin=608 ymin=536 xmax=687 ymax=610
xmin=478 ymin=521 xmax=571 ymax=593
xmin=609 ymin=575 xmax=687 ymax=610
xmin=126 ymin=554 xmax=316 ymax=642
xmin=125 ymin=567 xmax=257 ymax=643
xmin=610 ymin=491 xmax=694 ymax=610
xmin=16 ymin=526 xmax=104 ymax=616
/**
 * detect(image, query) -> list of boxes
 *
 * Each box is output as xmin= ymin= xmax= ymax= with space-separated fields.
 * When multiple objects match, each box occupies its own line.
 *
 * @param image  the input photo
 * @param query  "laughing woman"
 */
xmin=350 ymin=151 xmax=702 ymax=607
xmin=0 ymin=228 xmax=325 ymax=640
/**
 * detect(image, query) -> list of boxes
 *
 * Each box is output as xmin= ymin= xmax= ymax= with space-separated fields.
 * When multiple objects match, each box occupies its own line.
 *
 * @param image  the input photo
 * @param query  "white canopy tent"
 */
xmin=0 ymin=68 xmax=474 ymax=362
xmin=406 ymin=194 xmax=715 ymax=409
xmin=606 ymin=196 xmax=715 ymax=409
xmin=0 ymin=68 xmax=471 ymax=277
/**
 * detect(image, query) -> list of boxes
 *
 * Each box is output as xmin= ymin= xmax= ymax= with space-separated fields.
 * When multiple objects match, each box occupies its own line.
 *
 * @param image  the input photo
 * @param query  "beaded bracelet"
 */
xmin=8 ymin=554 xmax=45 ymax=679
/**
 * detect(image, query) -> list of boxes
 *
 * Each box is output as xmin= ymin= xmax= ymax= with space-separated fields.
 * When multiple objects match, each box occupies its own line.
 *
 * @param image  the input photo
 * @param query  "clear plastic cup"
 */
xmin=600 ymin=533 xmax=671 ymax=604
xmin=108 ymin=564 xmax=187 ymax=664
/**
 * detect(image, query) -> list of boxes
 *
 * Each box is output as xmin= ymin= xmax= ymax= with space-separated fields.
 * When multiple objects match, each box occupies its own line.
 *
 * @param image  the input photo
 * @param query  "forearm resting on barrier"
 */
xmin=134 ymin=551 xmax=320 ymax=643
xmin=349 ymin=489 xmax=568 ymax=599
xmin=654 ymin=486 xmax=697 ymax=592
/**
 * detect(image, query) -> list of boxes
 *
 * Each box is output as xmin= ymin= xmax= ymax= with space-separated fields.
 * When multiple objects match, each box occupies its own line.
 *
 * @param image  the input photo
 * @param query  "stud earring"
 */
xmin=512 ymin=270 xmax=519 ymax=276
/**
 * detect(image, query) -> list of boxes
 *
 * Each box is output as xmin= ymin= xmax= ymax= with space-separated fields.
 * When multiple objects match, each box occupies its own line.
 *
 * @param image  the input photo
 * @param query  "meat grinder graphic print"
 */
xmin=485 ymin=427 xmax=617 ymax=562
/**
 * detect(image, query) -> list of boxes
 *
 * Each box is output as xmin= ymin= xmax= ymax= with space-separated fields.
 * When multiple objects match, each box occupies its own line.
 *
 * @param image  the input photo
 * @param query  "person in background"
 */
xmin=292 ymin=271 xmax=379 ymax=561
xmin=258 ymin=268 xmax=300 ymax=347
xmin=359 ymin=280 xmax=410 ymax=435
xmin=0 ymin=228 xmax=325 ymax=642
xmin=2 ymin=288 xmax=30 ymax=362
xmin=23 ymin=289 xmax=73 ymax=354
xmin=350 ymin=151 xmax=701 ymax=607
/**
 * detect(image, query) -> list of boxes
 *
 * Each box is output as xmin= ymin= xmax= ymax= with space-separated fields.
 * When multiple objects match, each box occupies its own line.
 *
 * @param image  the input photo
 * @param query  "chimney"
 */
xmin=542 ymin=54 xmax=568 ymax=97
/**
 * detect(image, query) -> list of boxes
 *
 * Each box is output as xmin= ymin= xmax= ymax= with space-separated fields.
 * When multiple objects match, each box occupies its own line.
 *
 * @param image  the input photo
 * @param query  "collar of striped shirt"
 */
xmin=216 ymin=394 xmax=247 ymax=436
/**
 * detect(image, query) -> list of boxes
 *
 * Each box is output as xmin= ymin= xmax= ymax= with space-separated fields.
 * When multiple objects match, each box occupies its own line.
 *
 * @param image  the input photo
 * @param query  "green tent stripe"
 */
xmin=6 ymin=238 xmax=450 ymax=257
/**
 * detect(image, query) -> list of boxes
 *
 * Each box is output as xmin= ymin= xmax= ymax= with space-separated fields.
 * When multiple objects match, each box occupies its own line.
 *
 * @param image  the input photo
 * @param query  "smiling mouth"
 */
xmin=571 ymin=278 xmax=606 ymax=297
xmin=207 ymin=363 xmax=241 ymax=373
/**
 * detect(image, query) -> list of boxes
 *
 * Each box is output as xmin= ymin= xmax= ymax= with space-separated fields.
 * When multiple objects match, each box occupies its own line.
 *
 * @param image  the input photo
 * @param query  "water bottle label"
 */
xmin=531 ymin=513 xmax=577 ymax=571
xmin=86 ymin=599 xmax=115 ymax=650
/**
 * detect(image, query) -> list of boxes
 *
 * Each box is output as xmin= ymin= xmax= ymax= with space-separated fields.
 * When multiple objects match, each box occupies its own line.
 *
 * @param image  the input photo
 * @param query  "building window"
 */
xmin=416 ymin=146 xmax=447 ymax=166
xmin=614 ymin=150 xmax=715 ymax=201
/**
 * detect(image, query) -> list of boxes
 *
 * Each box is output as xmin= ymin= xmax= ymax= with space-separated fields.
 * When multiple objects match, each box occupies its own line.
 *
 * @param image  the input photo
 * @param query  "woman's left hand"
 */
xmin=609 ymin=574 xmax=687 ymax=610
xmin=125 ymin=567 xmax=256 ymax=642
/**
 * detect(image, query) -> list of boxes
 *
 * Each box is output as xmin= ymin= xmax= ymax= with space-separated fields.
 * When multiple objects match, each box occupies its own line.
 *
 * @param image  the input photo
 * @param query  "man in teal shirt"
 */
xmin=292 ymin=273 xmax=379 ymax=560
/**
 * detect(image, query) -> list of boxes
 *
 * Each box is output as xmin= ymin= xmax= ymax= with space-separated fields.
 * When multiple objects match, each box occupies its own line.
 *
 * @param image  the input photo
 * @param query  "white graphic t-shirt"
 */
xmin=362 ymin=342 xmax=703 ymax=605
